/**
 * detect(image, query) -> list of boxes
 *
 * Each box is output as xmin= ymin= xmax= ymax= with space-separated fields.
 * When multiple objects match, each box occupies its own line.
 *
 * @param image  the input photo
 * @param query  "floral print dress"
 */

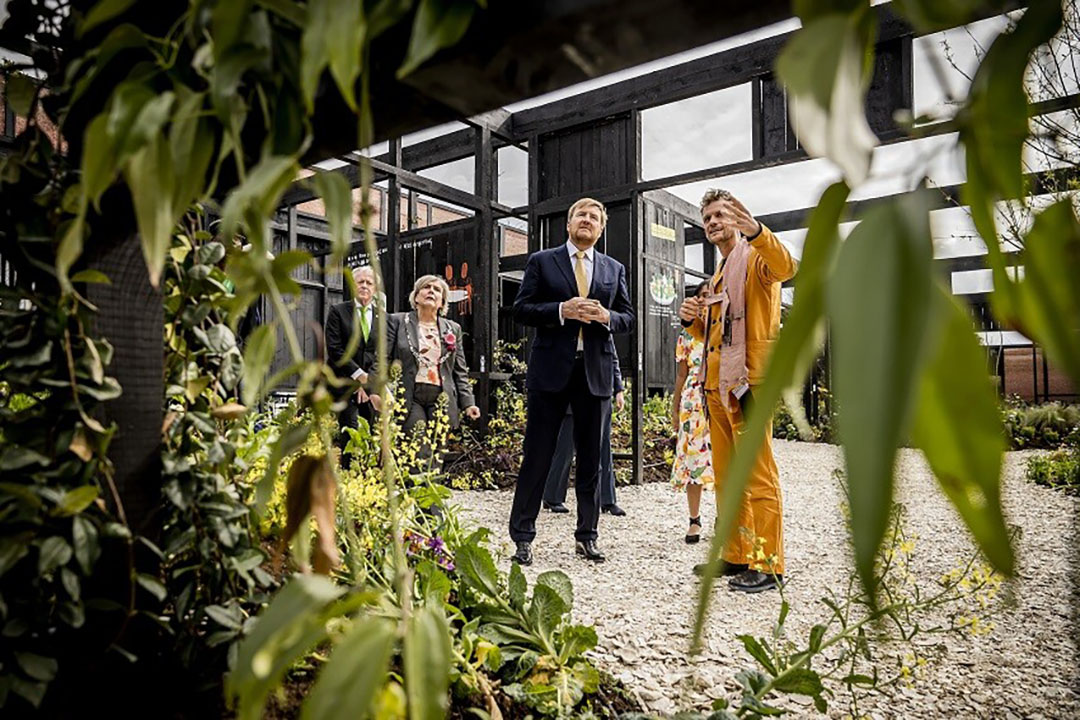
xmin=671 ymin=329 xmax=714 ymax=490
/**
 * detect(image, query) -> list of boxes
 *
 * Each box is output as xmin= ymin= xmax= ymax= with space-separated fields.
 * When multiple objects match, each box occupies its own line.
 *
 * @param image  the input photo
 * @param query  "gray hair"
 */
xmin=408 ymin=274 xmax=451 ymax=316
xmin=699 ymin=188 xmax=734 ymax=212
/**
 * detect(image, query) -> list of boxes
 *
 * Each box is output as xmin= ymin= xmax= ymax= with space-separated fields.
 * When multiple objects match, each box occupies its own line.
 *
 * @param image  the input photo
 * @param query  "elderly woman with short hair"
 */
xmin=387 ymin=274 xmax=480 ymax=431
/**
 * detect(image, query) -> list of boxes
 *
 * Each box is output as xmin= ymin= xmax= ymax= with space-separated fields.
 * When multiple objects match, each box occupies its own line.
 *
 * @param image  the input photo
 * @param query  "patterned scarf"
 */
xmin=715 ymin=236 xmax=750 ymax=412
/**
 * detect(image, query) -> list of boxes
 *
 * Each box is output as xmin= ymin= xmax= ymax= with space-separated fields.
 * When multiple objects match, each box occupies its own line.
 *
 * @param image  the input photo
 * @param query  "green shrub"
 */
xmin=1026 ymin=448 xmax=1080 ymax=494
xmin=1002 ymin=401 xmax=1080 ymax=450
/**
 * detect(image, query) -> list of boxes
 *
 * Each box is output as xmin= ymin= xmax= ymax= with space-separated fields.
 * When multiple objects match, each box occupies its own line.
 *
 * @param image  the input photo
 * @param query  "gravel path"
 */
xmin=451 ymin=441 xmax=1080 ymax=719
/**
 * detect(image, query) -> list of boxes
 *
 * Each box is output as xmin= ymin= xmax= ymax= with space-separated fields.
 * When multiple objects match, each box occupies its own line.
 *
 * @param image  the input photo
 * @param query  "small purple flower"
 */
xmin=427 ymin=536 xmax=445 ymax=552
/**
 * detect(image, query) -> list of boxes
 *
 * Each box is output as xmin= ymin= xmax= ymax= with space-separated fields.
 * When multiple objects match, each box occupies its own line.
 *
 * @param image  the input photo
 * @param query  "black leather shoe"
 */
xmin=692 ymin=561 xmax=748 ymax=577
xmin=729 ymin=569 xmax=783 ymax=593
xmin=512 ymin=541 xmax=533 ymax=566
xmin=601 ymin=503 xmax=626 ymax=516
xmin=543 ymin=501 xmax=570 ymax=514
xmin=575 ymin=540 xmax=606 ymax=563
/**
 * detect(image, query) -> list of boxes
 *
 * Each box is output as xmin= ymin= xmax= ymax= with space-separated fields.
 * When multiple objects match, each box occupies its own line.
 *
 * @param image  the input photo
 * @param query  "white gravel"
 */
xmin=450 ymin=441 xmax=1080 ymax=718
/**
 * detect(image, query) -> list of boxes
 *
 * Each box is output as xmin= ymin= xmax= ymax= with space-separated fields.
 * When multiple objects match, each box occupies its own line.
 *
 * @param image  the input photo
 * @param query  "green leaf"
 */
xmin=301 ymin=616 xmax=396 ymax=720
xmin=205 ymin=324 xmax=238 ymax=353
xmin=557 ymin=624 xmax=597 ymax=663
xmin=14 ymin=652 xmax=58 ymax=682
xmin=913 ymin=287 xmax=1014 ymax=575
xmin=54 ymin=485 xmax=100 ymax=516
xmin=228 ymin=576 xmax=344 ymax=720
xmin=170 ymin=89 xmax=215 ymax=210
xmin=0 ymin=541 xmax=29 ymax=577
xmin=79 ymin=0 xmax=139 ymax=37
xmin=0 ymin=445 xmax=50 ymax=470
xmin=772 ymin=667 xmax=824 ymax=696
xmin=404 ymin=604 xmax=452 ymax=720
xmin=693 ymin=182 xmax=849 ymax=651
xmin=82 ymin=113 xmax=116 ymax=209
xmin=312 ymin=171 xmax=355 ymax=260
xmin=891 ymin=0 xmax=997 ymax=33
xmin=775 ymin=10 xmax=878 ymax=185
xmin=136 ymin=573 xmax=168 ymax=602
xmin=324 ymin=0 xmax=366 ymax=111
xmin=397 ymin=0 xmax=476 ymax=79
xmin=206 ymin=603 xmax=244 ymax=630
xmin=72 ymin=515 xmax=100 ymax=574
xmin=122 ymin=134 xmax=177 ymax=287
xmin=454 ymin=542 xmax=500 ymax=599
xmin=827 ymin=193 xmax=934 ymax=596
xmin=59 ymin=601 xmax=86 ymax=628
xmin=57 ymin=209 xmax=88 ymax=295
xmin=1008 ymin=201 xmax=1080 ymax=389
xmin=535 ymin=570 xmax=573 ymax=609
xmin=10 ymin=678 xmax=47 ymax=708
xmin=38 ymin=536 xmax=73 ymax=575
xmin=960 ymin=1 xmax=1064 ymax=312
xmin=808 ymin=624 xmax=826 ymax=653
xmin=61 ymin=566 xmax=81 ymax=601
xmin=220 ymin=155 xmax=298 ymax=241
xmin=5 ymin=72 xmax=36 ymax=116
xmin=738 ymin=635 xmax=778 ymax=676
xmin=242 ymin=323 xmax=276 ymax=407
xmin=528 ymin=584 xmax=567 ymax=640
xmin=71 ymin=269 xmax=112 ymax=285
xmin=196 ymin=241 xmax=227 ymax=267
xmin=368 ymin=0 xmax=413 ymax=41
xmin=507 ymin=561 xmax=527 ymax=610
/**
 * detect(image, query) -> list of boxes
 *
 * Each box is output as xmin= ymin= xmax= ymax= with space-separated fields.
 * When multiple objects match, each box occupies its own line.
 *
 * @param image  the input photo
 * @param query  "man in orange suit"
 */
xmin=678 ymin=189 xmax=797 ymax=593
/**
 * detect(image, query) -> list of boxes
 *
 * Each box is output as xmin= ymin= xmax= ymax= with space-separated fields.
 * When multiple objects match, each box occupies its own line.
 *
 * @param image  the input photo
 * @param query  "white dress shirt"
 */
xmin=350 ymin=300 xmax=374 ymax=380
xmin=558 ymin=239 xmax=601 ymax=351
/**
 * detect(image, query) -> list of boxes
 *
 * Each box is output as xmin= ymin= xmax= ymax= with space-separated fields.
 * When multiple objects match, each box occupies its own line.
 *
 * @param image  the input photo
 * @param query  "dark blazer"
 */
xmin=325 ymin=300 xmax=381 ymax=395
xmin=513 ymin=246 xmax=634 ymax=397
xmin=386 ymin=311 xmax=476 ymax=427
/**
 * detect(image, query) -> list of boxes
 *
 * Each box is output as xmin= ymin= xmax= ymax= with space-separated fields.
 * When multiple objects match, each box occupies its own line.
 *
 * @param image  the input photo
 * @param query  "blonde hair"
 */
xmin=408 ymin=274 xmax=451 ymax=315
xmin=567 ymin=197 xmax=608 ymax=228
xmin=699 ymin=188 xmax=734 ymax=212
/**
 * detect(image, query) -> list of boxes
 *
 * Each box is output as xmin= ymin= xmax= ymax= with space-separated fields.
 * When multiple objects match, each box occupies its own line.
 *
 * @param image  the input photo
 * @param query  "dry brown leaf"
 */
xmin=210 ymin=402 xmax=248 ymax=420
xmin=69 ymin=429 xmax=93 ymax=461
xmin=280 ymin=454 xmax=339 ymax=575
xmin=161 ymin=411 xmax=178 ymax=435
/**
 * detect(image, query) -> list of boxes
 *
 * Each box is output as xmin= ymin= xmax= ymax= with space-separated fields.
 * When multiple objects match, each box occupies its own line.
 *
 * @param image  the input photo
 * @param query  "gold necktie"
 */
xmin=574 ymin=250 xmax=588 ymax=297
xmin=574 ymin=250 xmax=588 ymax=343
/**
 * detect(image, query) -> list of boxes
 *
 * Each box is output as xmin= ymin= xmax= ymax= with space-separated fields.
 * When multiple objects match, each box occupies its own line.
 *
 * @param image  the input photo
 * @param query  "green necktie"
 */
xmin=358 ymin=306 xmax=369 ymax=342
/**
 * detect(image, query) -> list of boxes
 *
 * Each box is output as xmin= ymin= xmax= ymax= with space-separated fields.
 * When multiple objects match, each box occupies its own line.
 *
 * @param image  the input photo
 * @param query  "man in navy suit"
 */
xmin=509 ymin=197 xmax=634 ymax=564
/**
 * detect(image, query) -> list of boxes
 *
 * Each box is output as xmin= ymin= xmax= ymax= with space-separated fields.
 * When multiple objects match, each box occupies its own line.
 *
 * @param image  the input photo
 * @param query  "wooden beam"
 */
xmin=509 ymin=4 xmax=930 ymax=139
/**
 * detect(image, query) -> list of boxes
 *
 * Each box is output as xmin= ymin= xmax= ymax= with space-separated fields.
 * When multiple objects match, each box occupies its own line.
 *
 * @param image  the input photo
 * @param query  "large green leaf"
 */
xmin=78 ymin=0 xmax=139 ymax=37
xmin=228 ymin=576 xmax=344 ymax=720
xmin=827 ymin=193 xmax=934 ymax=595
xmin=507 ymin=561 xmax=527 ymax=611
xmin=1009 ymin=201 xmax=1080 ymax=387
xmin=5 ymin=72 xmax=37 ymax=116
xmin=404 ymin=605 xmax=452 ymax=720
xmin=960 ymin=1 xmax=1063 ymax=319
xmin=557 ymin=624 xmax=597 ymax=664
xmin=528 ymin=584 xmax=567 ymax=640
xmin=775 ymin=10 xmax=878 ymax=185
xmin=397 ymin=0 xmax=476 ymax=79
xmin=82 ymin=113 xmax=116 ymax=209
xmin=326 ymin=0 xmax=366 ymax=112
xmin=242 ymin=323 xmax=276 ymax=407
xmin=535 ymin=570 xmax=573 ymax=609
xmin=301 ymin=615 xmax=396 ymax=720
xmin=693 ymin=182 xmax=849 ymax=650
xmin=54 ymin=486 xmax=99 ymax=516
xmin=122 ymin=134 xmax=177 ymax=287
xmin=312 ymin=171 xmax=355 ymax=261
xmin=299 ymin=0 xmax=333 ymax=111
xmin=891 ymin=0 xmax=1002 ymax=33
xmin=170 ymin=89 xmax=216 ymax=211
xmin=454 ymin=541 xmax=500 ymax=599
xmin=913 ymin=286 xmax=1014 ymax=575
xmin=220 ymin=155 xmax=299 ymax=242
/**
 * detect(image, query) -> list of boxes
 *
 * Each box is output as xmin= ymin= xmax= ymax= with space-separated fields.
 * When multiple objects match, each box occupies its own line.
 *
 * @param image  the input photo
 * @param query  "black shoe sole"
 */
xmin=685 ymin=534 xmax=700 ymax=544
xmin=512 ymin=556 xmax=532 ymax=566
xmin=729 ymin=577 xmax=784 ymax=593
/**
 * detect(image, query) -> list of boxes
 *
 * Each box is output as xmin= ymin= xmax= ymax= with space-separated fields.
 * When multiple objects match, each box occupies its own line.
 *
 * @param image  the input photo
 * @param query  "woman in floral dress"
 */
xmin=671 ymin=281 xmax=714 ymax=543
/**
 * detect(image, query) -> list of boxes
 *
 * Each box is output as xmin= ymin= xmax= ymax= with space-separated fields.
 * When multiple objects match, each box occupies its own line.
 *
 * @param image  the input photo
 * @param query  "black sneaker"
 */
xmin=692 ymin=561 xmax=748 ymax=577
xmin=729 ymin=569 xmax=784 ymax=593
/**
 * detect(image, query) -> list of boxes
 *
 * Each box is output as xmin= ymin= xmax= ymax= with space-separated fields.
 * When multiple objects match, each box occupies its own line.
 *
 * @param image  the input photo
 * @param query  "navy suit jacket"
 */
xmin=513 ymin=245 xmax=634 ymax=397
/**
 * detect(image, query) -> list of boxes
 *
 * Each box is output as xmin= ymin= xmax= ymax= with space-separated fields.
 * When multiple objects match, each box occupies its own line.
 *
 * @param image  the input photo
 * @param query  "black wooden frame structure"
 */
xmin=268 ymin=3 xmax=1077 ymax=483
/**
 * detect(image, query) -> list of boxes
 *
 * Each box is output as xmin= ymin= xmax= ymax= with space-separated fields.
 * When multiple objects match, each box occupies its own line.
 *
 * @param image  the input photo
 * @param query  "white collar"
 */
xmin=565 ymin=239 xmax=596 ymax=261
xmin=354 ymin=299 xmax=373 ymax=312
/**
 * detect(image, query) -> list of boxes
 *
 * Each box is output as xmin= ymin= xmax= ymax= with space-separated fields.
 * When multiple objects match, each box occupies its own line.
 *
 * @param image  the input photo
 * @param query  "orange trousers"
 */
xmin=705 ymin=389 xmax=785 ymax=575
